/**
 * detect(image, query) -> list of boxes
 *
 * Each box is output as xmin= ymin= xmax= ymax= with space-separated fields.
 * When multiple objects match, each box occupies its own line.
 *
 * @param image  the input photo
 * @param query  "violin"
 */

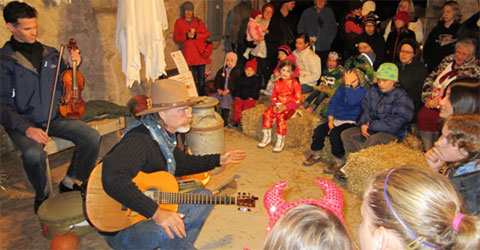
xmin=59 ymin=38 xmax=85 ymax=120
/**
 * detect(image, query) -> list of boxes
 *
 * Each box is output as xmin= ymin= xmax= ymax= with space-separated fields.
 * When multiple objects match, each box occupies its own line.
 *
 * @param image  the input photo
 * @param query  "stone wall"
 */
xmin=0 ymin=0 xmax=249 ymax=106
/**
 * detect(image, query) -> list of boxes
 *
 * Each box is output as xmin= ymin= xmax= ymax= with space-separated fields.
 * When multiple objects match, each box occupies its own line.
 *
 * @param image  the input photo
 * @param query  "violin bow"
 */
xmin=44 ymin=44 xmax=65 ymax=196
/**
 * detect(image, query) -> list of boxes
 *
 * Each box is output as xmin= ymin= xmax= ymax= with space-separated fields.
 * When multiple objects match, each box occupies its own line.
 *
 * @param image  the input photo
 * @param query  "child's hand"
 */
xmin=277 ymin=104 xmax=286 ymax=113
xmin=425 ymin=147 xmax=445 ymax=172
xmin=344 ymin=70 xmax=359 ymax=88
xmin=320 ymin=83 xmax=326 ymax=90
xmin=361 ymin=124 xmax=370 ymax=138
xmin=328 ymin=120 xmax=335 ymax=134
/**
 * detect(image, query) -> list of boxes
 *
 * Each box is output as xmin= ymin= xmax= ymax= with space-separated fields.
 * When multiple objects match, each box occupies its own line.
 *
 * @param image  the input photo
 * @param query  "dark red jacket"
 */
xmin=173 ymin=17 xmax=211 ymax=66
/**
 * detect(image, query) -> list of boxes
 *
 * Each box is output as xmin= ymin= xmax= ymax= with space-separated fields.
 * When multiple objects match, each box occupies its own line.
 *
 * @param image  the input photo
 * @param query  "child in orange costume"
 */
xmin=258 ymin=60 xmax=302 ymax=152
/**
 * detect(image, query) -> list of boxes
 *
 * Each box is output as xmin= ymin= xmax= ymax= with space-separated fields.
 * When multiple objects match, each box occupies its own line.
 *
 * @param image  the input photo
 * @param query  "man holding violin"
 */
xmin=1 ymin=1 xmax=100 ymax=214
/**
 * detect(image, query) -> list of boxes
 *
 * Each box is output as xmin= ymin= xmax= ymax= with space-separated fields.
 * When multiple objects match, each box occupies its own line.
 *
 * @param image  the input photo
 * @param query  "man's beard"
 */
xmin=176 ymin=118 xmax=192 ymax=133
xmin=177 ymin=124 xmax=191 ymax=133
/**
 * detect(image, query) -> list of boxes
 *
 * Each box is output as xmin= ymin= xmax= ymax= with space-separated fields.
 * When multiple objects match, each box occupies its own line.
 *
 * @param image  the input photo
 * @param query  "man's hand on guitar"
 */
xmin=152 ymin=207 xmax=186 ymax=239
xmin=220 ymin=149 xmax=246 ymax=165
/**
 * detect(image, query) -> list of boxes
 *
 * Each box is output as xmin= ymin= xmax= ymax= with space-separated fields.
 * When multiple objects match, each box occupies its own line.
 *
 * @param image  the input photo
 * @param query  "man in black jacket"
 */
xmin=102 ymin=79 xmax=245 ymax=249
xmin=0 ymin=1 xmax=100 ymax=214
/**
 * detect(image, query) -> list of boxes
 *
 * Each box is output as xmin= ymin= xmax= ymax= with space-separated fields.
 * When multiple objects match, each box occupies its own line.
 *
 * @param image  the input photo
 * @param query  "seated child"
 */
xmin=263 ymin=179 xmax=354 ymax=250
xmin=213 ymin=52 xmax=242 ymax=126
xmin=302 ymin=51 xmax=345 ymax=114
xmin=341 ymin=63 xmax=413 ymax=154
xmin=303 ymin=69 xmax=367 ymax=172
xmin=338 ymin=63 xmax=413 ymax=182
xmin=360 ymin=166 xmax=479 ymax=250
xmin=232 ymin=58 xmax=261 ymax=127
xmin=262 ymin=45 xmax=299 ymax=96
xmin=258 ymin=60 xmax=302 ymax=152
xmin=425 ymin=113 xmax=480 ymax=214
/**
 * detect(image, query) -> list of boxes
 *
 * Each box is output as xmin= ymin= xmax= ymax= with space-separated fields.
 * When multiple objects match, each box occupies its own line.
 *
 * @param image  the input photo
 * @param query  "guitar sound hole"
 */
xmin=144 ymin=188 xmax=158 ymax=201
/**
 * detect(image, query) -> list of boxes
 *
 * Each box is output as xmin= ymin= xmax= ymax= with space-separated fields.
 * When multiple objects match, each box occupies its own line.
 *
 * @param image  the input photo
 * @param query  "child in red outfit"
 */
xmin=262 ymin=45 xmax=299 ymax=96
xmin=258 ymin=60 xmax=302 ymax=152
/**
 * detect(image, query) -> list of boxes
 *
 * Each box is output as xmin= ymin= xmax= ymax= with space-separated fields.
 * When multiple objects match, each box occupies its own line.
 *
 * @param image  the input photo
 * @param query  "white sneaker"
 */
xmin=258 ymin=129 xmax=272 ymax=148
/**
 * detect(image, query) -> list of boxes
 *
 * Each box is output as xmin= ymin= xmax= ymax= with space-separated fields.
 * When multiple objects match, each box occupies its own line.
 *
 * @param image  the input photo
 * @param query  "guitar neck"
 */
xmin=153 ymin=191 xmax=236 ymax=205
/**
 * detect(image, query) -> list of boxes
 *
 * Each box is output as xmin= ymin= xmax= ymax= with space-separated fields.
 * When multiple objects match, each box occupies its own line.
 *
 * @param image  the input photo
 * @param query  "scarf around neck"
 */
xmin=124 ymin=115 xmax=177 ymax=174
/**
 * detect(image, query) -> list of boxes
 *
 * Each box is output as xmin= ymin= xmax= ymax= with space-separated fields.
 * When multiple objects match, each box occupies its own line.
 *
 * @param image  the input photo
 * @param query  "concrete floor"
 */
xmin=0 ymin=128 xmax=362 ymax=249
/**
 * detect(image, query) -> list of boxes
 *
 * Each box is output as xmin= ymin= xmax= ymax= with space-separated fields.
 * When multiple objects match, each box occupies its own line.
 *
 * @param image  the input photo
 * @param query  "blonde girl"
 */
xmin=360 ymin=166 xmax=479 ymax=250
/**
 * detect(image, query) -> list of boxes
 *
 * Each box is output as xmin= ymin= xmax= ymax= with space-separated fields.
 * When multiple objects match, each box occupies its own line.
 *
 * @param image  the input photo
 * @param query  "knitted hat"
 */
xmin=376 ymin=63 xmax=399 ymax=82
xmin=362 ymin=0 xmax=376 ymax=16
xmin=398 ymin=39 xmax=418 ymax=55
xmin=349 ymin=1 xmax=362 ymax=11
xmin=356 ymin=35 xmax=375 ymax=52
xmin=251 ymin=10 xmax=262 ymax=19
xmin=394 ymin=11 xmax=410 ymax=25
xmin=245 ymin=57 xmax=258 ymax=73
xmin=278 ymin=45 xmax=292 ymax=56
xmin=360 ymin=51 xmax=376 ymax=67
xmin=328 ymin=51 xmax=340 ymax=61
xmin=222 ymin=52 xmax=238 ymax=77
xmin=364 ymin=13 xmax=377 ymax=26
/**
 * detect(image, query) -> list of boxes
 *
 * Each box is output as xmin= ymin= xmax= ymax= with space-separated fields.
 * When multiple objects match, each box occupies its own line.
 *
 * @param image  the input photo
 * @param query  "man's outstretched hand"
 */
xmin=220 ymin=149 xmax=246 ymax=165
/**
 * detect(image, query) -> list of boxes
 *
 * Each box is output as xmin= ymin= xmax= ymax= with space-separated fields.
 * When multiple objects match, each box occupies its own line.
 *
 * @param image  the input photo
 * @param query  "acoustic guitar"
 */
xmin=85 ymin=163 xmax=257 ymax=232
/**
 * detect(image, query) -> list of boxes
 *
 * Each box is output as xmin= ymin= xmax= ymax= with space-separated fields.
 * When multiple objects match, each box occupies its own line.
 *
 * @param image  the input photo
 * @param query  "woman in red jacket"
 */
xmin=174 ymin=1 xmax=211 ymax=96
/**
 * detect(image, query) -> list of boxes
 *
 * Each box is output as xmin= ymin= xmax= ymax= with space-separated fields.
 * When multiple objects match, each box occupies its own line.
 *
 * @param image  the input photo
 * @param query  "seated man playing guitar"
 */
xmin=100 ymin=79 xmax=246 ymax=249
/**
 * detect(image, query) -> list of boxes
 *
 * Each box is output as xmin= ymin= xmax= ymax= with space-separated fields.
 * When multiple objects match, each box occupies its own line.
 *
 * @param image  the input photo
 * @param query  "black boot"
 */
xmin=221 ymin=109 xmax=229 ymax=127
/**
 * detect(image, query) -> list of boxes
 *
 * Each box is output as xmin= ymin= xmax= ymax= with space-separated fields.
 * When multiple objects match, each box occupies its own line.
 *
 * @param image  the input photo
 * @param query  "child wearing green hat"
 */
xmin=336 ymin=63 xmax=414 ymax=181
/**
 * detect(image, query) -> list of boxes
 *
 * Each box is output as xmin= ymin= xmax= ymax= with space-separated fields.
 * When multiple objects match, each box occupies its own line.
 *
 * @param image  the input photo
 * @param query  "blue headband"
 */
xmin=384 ymin=169 xmax=437 ymax=249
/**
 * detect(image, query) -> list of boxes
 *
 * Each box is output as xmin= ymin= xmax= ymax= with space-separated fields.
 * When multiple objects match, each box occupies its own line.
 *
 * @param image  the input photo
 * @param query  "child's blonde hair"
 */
xmin=366 ymin=166 xmax=480 ymax=249
xmin=263 ymin=204 xmax=354 ymax=250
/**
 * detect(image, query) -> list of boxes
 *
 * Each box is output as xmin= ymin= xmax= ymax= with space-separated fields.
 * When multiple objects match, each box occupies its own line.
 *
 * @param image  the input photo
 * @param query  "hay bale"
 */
xmin=401 ymin=133 xmax=424 ymax=151
xmin=241 ymin=103 xmax=324 ymax=150
xmin=344 ymin=142 xmax=429 ymax=198
xmin=256 ymin=95 xmax=271 ymax=106
xmin=283 ymin=109 xmax=321 ymax=149
xmin=241 ymin=104 xmax=267 ymax=141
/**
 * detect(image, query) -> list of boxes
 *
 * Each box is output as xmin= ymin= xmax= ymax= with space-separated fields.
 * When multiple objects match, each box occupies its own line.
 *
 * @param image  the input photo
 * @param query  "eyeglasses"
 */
xmin=400 ymin=50 xmax=414 ymax=55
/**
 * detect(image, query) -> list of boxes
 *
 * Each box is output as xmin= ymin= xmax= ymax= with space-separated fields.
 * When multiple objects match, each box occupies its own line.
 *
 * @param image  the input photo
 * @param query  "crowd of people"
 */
xmin=213 ymin=0 xmax=480 ymax=248
xmin=2 ymin=0 xmax=479 ymax=249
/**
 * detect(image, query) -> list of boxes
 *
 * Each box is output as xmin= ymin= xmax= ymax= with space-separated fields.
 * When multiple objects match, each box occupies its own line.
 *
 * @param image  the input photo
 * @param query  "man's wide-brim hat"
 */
xmin=136 ymin=79 xmax=206 ymax=116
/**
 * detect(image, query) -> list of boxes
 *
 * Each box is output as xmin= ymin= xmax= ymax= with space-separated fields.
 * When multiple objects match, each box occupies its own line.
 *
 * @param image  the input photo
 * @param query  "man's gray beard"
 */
xmin=177 ymin=124 xmax=191 ymax=133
